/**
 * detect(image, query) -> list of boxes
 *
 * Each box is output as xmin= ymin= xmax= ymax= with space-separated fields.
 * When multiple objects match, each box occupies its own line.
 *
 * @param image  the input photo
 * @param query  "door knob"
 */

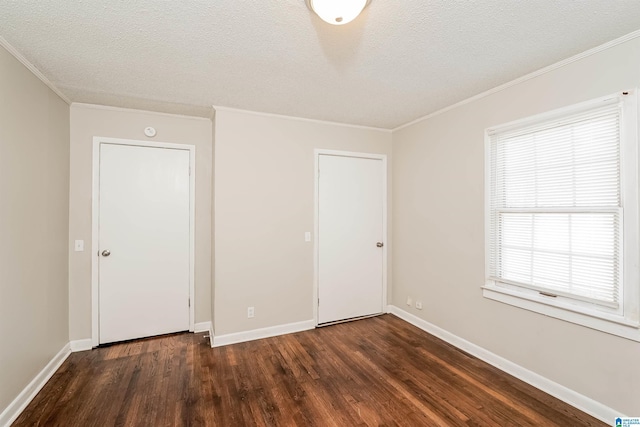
xmin=376 ymin=242 xmax=384 ymax=248
xmin=101 ymin=250 xmax=111 ymax=257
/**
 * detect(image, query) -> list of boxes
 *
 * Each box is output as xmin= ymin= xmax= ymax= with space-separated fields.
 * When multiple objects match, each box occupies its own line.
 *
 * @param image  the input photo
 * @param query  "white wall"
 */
xmin=0 ymin=46 xmax=70 ymax=415
xmin=68 ymin=104 xmax=213 ymax=340
xmin=392 ymin=37 xmax=640 ymax=414
xmin=214 ymin=109 xmax=392 ymax=335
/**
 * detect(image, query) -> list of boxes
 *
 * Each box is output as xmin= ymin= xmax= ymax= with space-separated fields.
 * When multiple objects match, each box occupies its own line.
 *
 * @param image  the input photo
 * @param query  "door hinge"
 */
xmin=188 ymin=297 xmax=191 ymax=307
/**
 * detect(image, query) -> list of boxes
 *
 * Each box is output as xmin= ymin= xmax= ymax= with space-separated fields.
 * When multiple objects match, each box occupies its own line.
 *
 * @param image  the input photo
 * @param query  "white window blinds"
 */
xmin=488 ymin=102 xmax=622 ymax=308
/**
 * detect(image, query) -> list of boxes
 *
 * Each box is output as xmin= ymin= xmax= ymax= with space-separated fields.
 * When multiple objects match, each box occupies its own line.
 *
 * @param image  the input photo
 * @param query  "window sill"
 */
xmin=482 ymin=283 xmax=640 ymax=342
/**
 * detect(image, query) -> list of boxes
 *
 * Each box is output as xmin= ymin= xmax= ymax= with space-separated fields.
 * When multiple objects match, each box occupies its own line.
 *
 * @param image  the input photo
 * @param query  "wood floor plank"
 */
xmin=12 ymin=315 xmax=606 ymax=426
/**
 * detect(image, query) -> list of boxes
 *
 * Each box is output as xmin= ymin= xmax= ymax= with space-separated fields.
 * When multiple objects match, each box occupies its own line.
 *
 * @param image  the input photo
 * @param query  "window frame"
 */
xmin=483 ymin=90 xmax=640 ymax=342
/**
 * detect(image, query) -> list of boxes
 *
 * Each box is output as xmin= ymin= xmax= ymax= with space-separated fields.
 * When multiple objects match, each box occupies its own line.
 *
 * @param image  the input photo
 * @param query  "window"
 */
xmin=484 ymin=91 xmax=639 ymax=341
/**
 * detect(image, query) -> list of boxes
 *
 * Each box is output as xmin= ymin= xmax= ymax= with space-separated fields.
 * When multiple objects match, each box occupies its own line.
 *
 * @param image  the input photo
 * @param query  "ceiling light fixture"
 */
xmin=306 ymin=0 xmax=371 ymax=26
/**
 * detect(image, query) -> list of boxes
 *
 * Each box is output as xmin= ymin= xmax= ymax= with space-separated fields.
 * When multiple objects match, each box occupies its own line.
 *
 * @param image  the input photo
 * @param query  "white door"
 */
xmin=318 ymin=154 xmax=385 ymax=324
xmin=98 ymin=143 xmax=190 ymax=344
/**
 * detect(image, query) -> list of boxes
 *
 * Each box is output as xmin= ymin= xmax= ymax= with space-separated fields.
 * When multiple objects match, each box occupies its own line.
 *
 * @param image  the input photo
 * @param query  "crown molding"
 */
xmin=71 ymin=102 xmax=213 ymax=121
xmin=0 ymin=35 xmax=71 ymax=104
xmin=212 ymin=105 xmax=392 ymax=133
xmin=393 ymin=28 xmax=640 ymax=133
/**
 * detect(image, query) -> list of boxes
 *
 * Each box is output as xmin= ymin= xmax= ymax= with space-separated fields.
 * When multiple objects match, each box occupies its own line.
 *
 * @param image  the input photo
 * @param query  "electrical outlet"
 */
xmin=247 ymin=306 xmax=255 ymax=318
xmin=406 ymin=296 xmax=412 ymax=307
xmin=415 ymin=301 xmax=423 ymax=310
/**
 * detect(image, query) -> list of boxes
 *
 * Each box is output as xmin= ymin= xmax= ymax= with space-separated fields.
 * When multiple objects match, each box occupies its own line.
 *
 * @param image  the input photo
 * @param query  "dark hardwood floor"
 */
xmin=13 ymin=314 xmax=605 ymax=426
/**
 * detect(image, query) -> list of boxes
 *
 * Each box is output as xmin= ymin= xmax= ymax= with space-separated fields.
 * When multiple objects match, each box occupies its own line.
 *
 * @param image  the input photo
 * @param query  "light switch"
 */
xmin=305 ymin=232 xmax=311 ymax=242
xmin=74 ymin=240 xmax=84 ymax=252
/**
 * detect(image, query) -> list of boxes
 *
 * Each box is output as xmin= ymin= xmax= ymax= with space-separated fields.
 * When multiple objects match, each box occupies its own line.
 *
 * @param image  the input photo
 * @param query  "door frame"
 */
xmin=313 ymin=149 xmax=388 ymax=326
xmin=91 ymin=137 xmax=196 ymax=347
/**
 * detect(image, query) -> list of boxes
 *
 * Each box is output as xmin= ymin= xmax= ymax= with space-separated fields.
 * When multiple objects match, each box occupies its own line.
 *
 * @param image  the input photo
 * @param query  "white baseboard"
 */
xmin=194 ymin=321 xmax=212 ymax=333
xmin=0 ymin=343 xmax=71 ymax=427
xmin=212 ymin=319 xmax=315 ymax=348
xmin=69 ymin=339 xmax=93 ymax=352
xmin=387 ymin=305 xmax=622 ymax=424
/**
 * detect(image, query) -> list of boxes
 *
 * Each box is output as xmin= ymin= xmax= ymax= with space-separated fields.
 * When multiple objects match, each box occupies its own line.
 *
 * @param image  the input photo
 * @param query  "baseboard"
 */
xmin=69 ymin=339 xmax=93 ymax=352
xmin=0 ymin=343 xmax=71 ymax=427
xmin=194 ymin=321 xmax=212 ymax=333
xmin=387 ymin=305 xmax=622 ymax=424
xmin=212 ymin=319 xmax=315 ymax=347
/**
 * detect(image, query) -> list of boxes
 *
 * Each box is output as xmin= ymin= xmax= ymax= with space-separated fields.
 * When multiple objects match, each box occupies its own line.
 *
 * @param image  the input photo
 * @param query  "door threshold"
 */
xmin=317 ymin=313 xmax=383 ymax=328
xmin=98 ymin=330 xmax=190 ymax=347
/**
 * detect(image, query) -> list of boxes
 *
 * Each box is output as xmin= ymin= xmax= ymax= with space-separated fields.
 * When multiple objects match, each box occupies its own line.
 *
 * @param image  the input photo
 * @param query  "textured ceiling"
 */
xmin=1 ymin=1 xmax=640 ymax=129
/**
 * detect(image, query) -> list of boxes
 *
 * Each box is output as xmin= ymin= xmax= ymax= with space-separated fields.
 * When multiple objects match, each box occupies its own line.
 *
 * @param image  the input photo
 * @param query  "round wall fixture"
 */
xmin=144 ymin=127 xmax=157 ymax=138
xmin=306 ymin=0 xmax=371 ymax=25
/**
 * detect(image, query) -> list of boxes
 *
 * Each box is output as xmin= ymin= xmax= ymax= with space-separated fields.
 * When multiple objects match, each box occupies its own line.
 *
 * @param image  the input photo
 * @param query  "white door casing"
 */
xmin=315 ymin=150 xmax=387 ymax=325
xmin=91 ymin=138 xmax=195 ymax=346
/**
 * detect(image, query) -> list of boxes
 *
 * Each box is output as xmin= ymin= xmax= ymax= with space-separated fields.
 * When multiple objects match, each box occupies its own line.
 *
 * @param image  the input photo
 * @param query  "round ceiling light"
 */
xmin=306 ymin=0 xmax=371 ymax=25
